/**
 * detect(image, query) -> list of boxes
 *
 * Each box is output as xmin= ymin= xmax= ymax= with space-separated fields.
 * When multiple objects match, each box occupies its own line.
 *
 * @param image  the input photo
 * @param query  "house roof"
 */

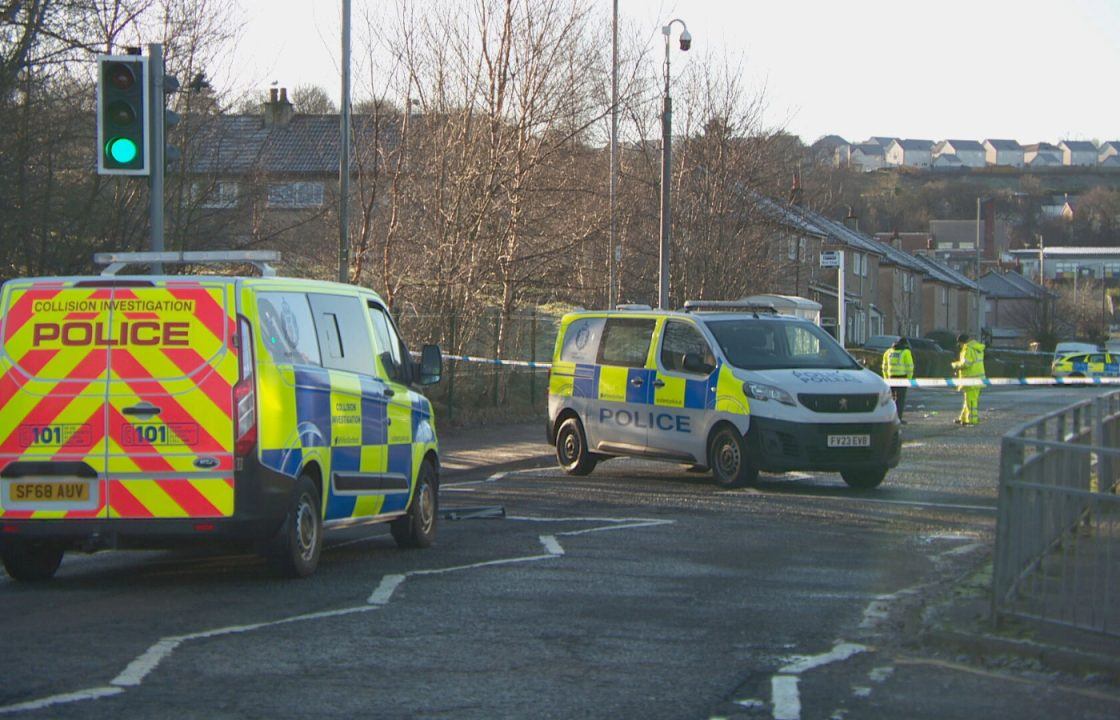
xmin=1028 ymin=153 xmax=1062 ymax=166
xmin=1022 ymin=142 xmax=1060 ymax=152
xmin=980 ymin=270 xmax=1051 ymax=299
xmin=910 ymin=252 xmax=980 ymax=291
xmin=932 ymin=154 xmax=963 ymax=166
xmin=812 ymin=134 xmax=849 ymax=149
xmin=1009 ymin=246 xmax=1120 ymax=258
xmin=1059 ymin=140 xmax=1098 ymax=152
xmin=189 ymin=113 xmax=400 ymax=175
xmin=867 ymin=136 xmax=898 ymax=148
xmin=1102 ymin=155 xmax=1120 ymax=167
xmin=893 ymin=138 xmax=934 ymax=151
xmin=941 ymin=139 xmax=984 ymax=152
xmin=983 ymin=139 xmax=1022 ymax=151
xmin=851 ymin=143 xmax=884 ymax=157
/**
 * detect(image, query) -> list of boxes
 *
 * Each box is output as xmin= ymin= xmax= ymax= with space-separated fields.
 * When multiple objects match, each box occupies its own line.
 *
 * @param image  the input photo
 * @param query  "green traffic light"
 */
xmin=106 ymin=137 xmax=138 ymax=164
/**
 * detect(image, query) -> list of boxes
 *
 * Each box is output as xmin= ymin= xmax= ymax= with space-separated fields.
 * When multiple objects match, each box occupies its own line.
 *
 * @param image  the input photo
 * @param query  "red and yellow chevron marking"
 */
xmin=104 ymin=285 xmax=237 ymax=518
xmin=0 ymin=281 xmax=238 ymax=520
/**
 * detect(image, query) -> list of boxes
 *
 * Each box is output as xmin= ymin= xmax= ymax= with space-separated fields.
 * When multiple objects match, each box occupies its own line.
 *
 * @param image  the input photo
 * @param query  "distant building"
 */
xmin=1102 ymin=155 xmax=1120 ymax=169
xmin=979 ymin=270 xmax=1053 ymax=348
xmin=932 ymin=139 xmax=986 ymax=168
xmin=810 ymin=134 xmax=849 ymax=167
xmin=983 ymin=139 xmax=1024 ymax=167
xmin=1059 ymin=140 xmax=1098 ymax=167
xmin=1011 ymin=246 xmax=1120 ymax=282
xmin=1023 ymin=142 xmax=1063 ymax=167
xmin=1041 ymin=194 xmax=1077 ymax=220
xmin=1099 ymin=141 xmax=1120 ymax=164
xmin=849 ymin=143 xmax=886 ymax=172
xmin=885 ymin=138 xmax=934 ymax=168
xmin=866 ymin=136 xmax=899 ymax=150
xmin=932 ymin=153 xmax=964 ymax=169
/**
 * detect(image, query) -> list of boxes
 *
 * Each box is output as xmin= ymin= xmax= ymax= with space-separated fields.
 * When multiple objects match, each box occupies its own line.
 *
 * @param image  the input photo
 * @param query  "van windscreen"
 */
xmin=706 ymin=318 xmax=859 ymax=371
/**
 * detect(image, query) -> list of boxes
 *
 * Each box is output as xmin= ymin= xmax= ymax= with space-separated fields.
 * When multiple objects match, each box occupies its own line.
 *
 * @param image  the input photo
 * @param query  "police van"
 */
xmin=547 ymin=302 xmax=900 ymax=489
xmin=0 ymin=251 xmax=442 ymax=581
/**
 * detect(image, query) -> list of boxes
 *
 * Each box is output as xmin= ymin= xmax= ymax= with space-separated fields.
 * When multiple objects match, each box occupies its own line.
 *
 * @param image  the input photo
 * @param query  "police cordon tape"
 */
xmin=437 ymin=353 xmax=1120 ymax=388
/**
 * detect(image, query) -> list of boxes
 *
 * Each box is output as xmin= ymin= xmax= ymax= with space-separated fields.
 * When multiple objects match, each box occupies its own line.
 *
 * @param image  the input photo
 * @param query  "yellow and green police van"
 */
xmin=0 ymin=251 xmax=442 ymax=580
xmin=547 ymin=303 xmax=901 ymax=489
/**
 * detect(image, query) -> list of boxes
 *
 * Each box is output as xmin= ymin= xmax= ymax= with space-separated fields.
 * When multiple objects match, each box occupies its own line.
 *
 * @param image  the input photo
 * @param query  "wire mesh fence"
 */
xmin=993 ymin=391 xmax=1120 ymax=636
xmin=397 ymin=309 xmax=564 ymax=425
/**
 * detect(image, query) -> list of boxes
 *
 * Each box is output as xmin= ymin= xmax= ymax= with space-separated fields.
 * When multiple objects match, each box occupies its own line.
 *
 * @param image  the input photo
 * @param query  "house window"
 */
xmin=1055 ymin=262 xmax=1077 ymax=280
xmin=787 ymin=236 xmax=797 ymax=260
xmin=1104 ymin=263 xmax=1120 ymax=279
xmin=940 ymin=287 xmax=948 ymax=305
xmin=193 ymin=181 xmax=239 ymax=209
xmin=267 ymin=181 xmax=325 ymax=209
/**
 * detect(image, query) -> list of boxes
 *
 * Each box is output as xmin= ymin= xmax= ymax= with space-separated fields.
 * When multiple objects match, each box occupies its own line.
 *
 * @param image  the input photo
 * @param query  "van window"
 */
xmin=560 ymin=317 xmax=605 ymax=364
xmin=707 ymin=318 xmax=859 ymax=371
xmin=308 ymin=293 xmax=375 ymax=375
xmin=660 ymin=320 xmax=714 ymax=374
xmin=257 ymin=292 xmax=321 ymax=366
xmin=598 ymin=318 xmax=655 ymax=369
xmin=367 ymin=303 xmax=403 ymax=370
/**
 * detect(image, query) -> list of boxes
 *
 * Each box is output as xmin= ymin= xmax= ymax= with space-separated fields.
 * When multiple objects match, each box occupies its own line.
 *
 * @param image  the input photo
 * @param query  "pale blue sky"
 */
xmin=229 ymin=0 xmax=1120 ymax=144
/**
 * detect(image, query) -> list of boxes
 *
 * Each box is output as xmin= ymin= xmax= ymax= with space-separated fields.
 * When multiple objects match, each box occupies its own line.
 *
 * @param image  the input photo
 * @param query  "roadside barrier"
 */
xmin=439 ymin=353 xmax=1120 ymax=388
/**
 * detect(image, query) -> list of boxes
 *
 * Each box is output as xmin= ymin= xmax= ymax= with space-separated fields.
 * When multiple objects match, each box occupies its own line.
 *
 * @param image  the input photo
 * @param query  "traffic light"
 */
xmin=97 ymin=55 xmax=149 ymax=175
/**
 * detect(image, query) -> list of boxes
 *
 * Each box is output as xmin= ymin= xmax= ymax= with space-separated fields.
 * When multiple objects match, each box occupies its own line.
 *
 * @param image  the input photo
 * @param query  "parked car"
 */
xmin=1051 ymin=351 xmax=1119 ymax=379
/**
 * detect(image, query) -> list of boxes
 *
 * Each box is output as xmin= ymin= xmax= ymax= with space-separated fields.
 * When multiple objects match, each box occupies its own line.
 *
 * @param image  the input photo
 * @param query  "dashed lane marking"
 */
xmin=0 ymin=513 xmax=673 ymax=715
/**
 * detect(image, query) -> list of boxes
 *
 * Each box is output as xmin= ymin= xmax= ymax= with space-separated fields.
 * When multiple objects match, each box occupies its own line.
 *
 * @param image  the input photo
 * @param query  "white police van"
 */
xmin=547 ymin=302 xmax=900 ymax=489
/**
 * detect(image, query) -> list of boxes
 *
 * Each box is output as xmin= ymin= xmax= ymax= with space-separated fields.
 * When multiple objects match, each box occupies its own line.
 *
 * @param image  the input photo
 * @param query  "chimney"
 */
xmin=789 ymin=171 xmax=803 ymax=207
xmin=262 ymin=86 xmax=294 ymax=128
xmin=844 ymin=206 xmax=858 ymax=231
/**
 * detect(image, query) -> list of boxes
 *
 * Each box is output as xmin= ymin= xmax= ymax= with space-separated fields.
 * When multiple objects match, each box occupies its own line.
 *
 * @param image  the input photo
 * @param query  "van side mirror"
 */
xmin=682 ymin=352 xmax=714 ymax=375
xmin=419 ymin=344 xmax=442 ymax=385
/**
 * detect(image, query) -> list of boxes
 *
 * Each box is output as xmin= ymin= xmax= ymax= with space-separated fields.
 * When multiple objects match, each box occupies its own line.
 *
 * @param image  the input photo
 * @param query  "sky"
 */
xmin=227 ymin=0 xmax=1120 ymax=145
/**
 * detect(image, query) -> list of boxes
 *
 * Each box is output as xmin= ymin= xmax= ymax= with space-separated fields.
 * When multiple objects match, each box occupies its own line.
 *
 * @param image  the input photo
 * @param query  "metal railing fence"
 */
xmin=993 ymin=391 xmax=1120 ymax=636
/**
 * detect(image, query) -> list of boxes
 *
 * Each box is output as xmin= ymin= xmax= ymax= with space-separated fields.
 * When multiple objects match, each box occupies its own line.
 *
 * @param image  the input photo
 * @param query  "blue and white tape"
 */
xmin=436 ymin=354 xmax=1118 ymax=388
xmin=886 ymin=376 xmax=1120 ymax=388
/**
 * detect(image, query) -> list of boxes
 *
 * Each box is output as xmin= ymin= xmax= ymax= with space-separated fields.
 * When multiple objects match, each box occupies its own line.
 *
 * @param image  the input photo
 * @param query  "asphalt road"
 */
xmin=3 ymin=387 xmax=1120 ymax=719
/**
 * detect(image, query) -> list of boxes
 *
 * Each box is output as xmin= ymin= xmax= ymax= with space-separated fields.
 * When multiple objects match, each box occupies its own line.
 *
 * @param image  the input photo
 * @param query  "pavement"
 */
xmin=440 ymin=417 xmax=1120 ymax=684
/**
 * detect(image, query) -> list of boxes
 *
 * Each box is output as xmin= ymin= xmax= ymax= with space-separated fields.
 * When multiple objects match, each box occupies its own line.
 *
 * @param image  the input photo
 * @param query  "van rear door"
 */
xmin=0 ymin=281 xmax=114 ymax=520
xmin=103 ymin=282 xmax=239 ymax=519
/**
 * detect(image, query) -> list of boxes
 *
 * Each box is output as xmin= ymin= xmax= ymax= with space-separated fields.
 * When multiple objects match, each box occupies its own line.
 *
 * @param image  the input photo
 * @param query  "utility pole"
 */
xmin=608 ymin=0 xmax=618 ymax=309
xmin=338 ymin=0 xmax=352 ymax=283
xmin=148 ymin=43 xmax=165 ymax=273
xmin=658 ymin=19 xmax=690 ymax=309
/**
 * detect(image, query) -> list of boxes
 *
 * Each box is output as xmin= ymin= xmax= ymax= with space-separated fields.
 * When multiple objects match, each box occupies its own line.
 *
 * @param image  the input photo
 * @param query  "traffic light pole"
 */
xmin=148 ymin=42 xmax=165 ymax=273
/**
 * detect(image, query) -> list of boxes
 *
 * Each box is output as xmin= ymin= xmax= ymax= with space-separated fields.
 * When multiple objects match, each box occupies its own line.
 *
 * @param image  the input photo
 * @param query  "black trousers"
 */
xmin=890 ymin=386 xmax=908 ymax=419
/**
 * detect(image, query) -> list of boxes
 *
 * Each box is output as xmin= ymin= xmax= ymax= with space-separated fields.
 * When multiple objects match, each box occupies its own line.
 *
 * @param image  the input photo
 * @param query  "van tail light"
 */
xmin=234 ymin=315 xmax=257 ymax=458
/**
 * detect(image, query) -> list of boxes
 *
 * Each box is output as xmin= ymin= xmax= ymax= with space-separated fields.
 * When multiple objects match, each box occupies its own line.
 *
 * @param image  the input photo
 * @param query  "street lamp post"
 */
xmin=658 ymin=18 xmax=690 ymax=309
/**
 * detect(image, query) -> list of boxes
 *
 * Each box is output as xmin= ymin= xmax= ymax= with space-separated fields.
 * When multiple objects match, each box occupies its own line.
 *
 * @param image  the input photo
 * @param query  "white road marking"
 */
xmin=328 ymin=532 xmax=390 ymax=549
xmin=851 ymin=686 xmax=872 ymax=698
xmin=836 ymin=496 xmax=994 ymax=513
xmin=780 ymin=642 xmax=867 ymax=674
xmin=368 ymin=574 xmax=406 ymax=605
xmin=869 ymin=666 xmax=894 ymax=683
xmin=540 ymin=535 xmax=564 ymax=556
xmin=0 ymin=506 xmax=670 ymax=715
xmin=768 ymin=642 xmax=868 ymax=720
xmin=0 ymin=687 xmax=124 ymax=715
xmin=442 ymin=471 xmax=507 ymax=488
xmin=440 ymin=486 xmax=477 ymax=492
xmin=771 ymin=676 xmax=801 ymax=720
xmin=734 ymin=698 xmax=766 ymax=709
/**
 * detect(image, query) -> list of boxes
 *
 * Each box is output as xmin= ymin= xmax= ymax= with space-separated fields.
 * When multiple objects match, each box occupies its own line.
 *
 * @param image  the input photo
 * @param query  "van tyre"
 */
xmin=2 ymin=540 xmax=65 ymax=582
xmin=556 ymin=417 xmax=597 ymax=476
xmin=841 ymin=467 xmax=887 ymax=490
xmin=709 ymin=425 xmax=756 ymax=488
xmin=269 ymin=474 xmax=323 ymax=578
xmin=392 ymin=460 xmax=438 ymax=549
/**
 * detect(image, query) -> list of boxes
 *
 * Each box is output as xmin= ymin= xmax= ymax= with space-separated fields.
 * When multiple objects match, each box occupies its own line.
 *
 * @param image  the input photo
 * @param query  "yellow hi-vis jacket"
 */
xmin=952 ymin=340 xmax=986 ymax=378
xmin=882 ymin=348 xmax=915 ymax=378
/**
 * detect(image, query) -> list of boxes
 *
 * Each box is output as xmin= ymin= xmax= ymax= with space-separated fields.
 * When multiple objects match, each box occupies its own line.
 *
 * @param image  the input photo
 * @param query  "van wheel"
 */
xmin=841 ymin=467 xmax=887 ymax=489
xmin=269 ymin=474 xmax=322 ymax=578
xmin=709 ymin=425 xmax=756 ymax=488
xmin=391 ymin=460 xmax=438 ymax=549
xmin=1 ymin=540 xmax=65 ymax=582
xmin=556 ymin=417 xmax=597 ymax=476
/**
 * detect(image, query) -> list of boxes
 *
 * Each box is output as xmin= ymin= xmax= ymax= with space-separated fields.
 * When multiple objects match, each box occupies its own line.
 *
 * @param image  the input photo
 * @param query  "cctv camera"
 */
xmin=679 ymin=30 xmax=692 ymax=51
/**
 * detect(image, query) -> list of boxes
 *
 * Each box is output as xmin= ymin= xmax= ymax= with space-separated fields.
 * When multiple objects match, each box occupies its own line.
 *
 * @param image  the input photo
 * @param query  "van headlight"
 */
xmin=880 ymin=388 xmax=894 ymax=407
xmin=744 ymin=381 xmax=796 ymax=406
